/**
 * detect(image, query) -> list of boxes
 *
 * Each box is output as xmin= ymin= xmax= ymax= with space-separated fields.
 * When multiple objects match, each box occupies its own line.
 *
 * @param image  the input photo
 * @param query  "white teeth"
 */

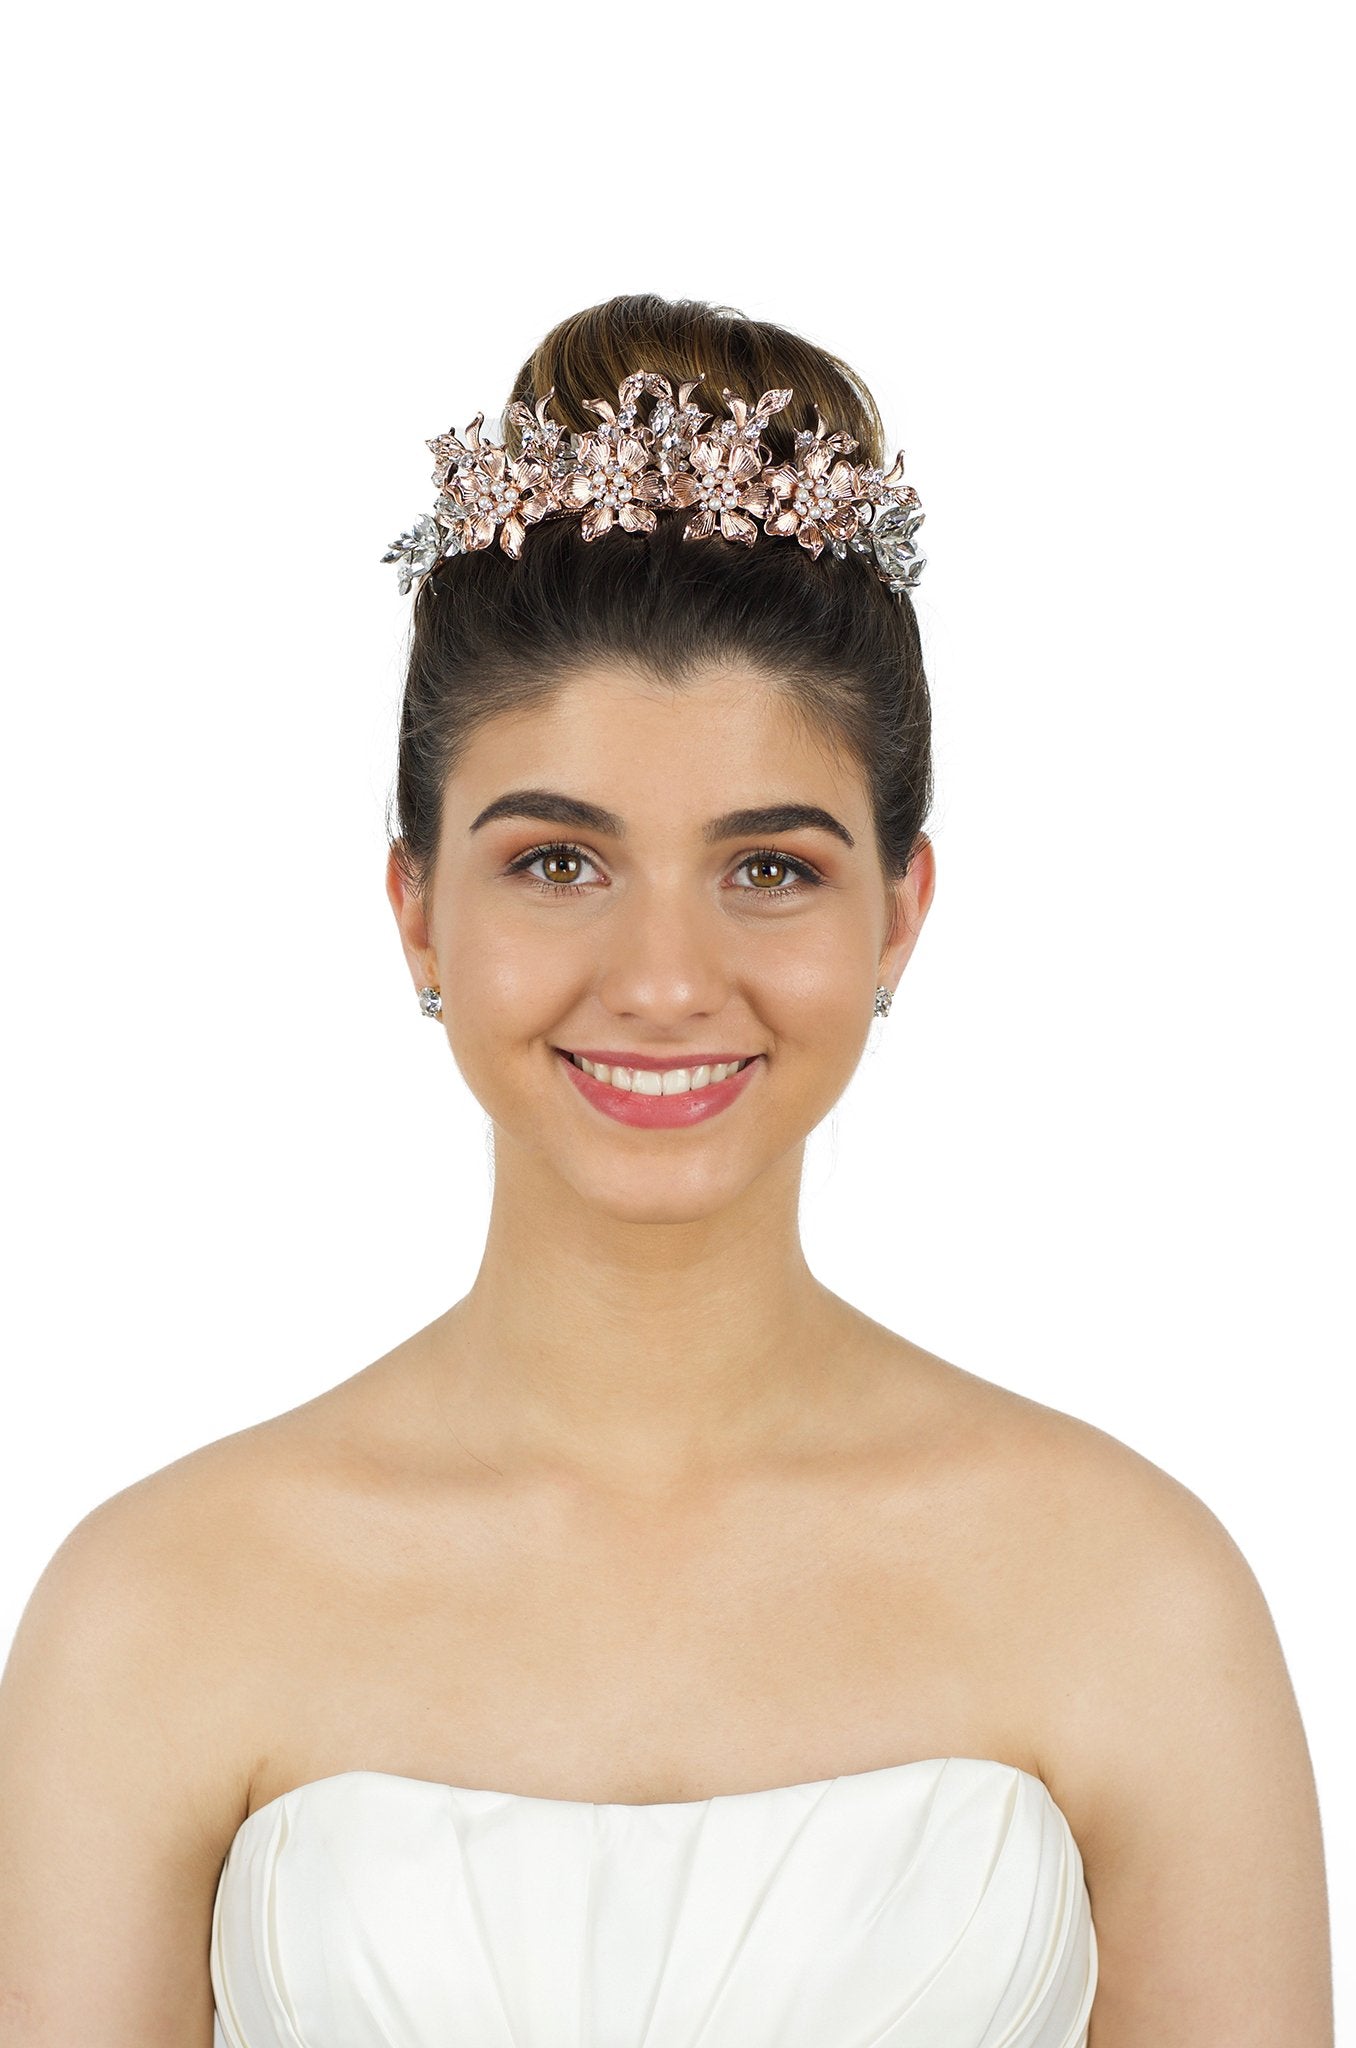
xmin=572 ymin=1054 xmax=750 ymax=1094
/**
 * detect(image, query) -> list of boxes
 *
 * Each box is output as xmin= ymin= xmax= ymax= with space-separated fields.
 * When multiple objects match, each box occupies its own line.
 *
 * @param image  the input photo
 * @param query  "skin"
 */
xmin=0 ymin=660 xmax=1332 ymax=2043
xmin=385 ymin=657 xmax=933 ymax=1493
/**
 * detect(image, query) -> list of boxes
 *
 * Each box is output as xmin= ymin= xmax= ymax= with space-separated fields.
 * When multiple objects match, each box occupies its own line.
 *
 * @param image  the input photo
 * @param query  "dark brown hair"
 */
xmin=386 ymin=294 xmax=933 ymax=913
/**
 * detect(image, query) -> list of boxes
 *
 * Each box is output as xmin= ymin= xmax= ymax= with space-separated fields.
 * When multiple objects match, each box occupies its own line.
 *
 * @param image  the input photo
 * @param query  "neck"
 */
xmin=417 ymin=1137 xmax=860 ymax=1496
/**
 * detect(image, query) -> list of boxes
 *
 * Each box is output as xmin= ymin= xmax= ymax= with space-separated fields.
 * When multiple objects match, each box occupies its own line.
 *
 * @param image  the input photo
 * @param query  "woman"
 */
xmin=0 ymin=294 xmax=1333 ymax=2044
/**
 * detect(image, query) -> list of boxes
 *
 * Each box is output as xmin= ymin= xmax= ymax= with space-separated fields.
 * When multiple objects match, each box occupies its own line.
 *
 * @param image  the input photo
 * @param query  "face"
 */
xmin=387 ymin=662 xmax=934 ymax=1224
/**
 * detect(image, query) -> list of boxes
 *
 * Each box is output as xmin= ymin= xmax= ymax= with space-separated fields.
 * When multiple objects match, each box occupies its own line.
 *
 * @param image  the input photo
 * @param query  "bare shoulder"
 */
xmin=0 ymin=1421 xmax=310 ymax=2038
xmin=0 ymin=1418 xmax=298 ymax=1819
xmin=892 ymin=1340 xmax=1332 ymax=2041
xmin=0 ymin=1397 xmax=342 ymax=1818
xmin=906 ymin=1343 xmax=1312 ymax=1769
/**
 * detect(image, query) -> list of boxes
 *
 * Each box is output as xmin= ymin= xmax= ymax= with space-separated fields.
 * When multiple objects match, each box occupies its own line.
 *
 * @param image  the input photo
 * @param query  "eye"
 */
xmin=503 ymin=841 xmax=825 ymax=902
xmin=504 ymin=841 xmax=603 ymax=896
xmin=729 ymin=848 xmax=824 ymax=899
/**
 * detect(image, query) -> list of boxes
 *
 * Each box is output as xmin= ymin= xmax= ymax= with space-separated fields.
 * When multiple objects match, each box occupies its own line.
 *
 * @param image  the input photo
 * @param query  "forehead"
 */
xmin=445 ymin=663 xmax=868 ymax=835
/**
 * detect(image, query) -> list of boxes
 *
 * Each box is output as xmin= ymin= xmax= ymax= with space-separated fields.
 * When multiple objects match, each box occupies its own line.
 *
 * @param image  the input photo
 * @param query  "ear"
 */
xmin=877 ymin=833 xmax=936 ymax=997
xmin=385 ymin=843 xmax=436 ymax=991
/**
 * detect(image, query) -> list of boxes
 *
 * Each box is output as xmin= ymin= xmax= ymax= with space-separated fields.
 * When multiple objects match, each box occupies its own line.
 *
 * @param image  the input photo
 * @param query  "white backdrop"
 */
xmin=2 ymin=0 xmax=1350 ymax=2022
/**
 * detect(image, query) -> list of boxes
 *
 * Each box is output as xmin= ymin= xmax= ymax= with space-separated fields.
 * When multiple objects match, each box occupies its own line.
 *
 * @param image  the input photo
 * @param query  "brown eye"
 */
xmin=732 ymin=849 xmax=824 ymax=897
xmin=539 ymin=849 xmax=584 ymax=885
xmin=505 ymin=840 xmax=601 ymax=897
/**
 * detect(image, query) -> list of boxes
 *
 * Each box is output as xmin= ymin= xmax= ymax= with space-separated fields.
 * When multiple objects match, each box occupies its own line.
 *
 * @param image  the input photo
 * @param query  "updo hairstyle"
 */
xmin=386 ymin=293 xmax=934 ymax=911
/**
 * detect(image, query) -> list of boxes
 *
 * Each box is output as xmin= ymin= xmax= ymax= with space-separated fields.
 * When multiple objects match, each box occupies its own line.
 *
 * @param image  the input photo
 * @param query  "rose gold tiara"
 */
xmin=381 ymin=369 xmax=926 ymax=598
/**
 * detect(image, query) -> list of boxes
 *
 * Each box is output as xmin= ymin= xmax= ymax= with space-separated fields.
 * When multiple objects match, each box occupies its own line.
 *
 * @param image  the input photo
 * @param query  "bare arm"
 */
xmin=0 ymin=1480 xmax=251 ymax=2044
xmin=1043 ymin=1445 xmax=1333 ymax=2045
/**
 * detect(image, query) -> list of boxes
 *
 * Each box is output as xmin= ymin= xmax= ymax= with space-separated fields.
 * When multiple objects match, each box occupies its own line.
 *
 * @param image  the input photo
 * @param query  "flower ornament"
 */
xmin=762 ymin=408 xmax=875 ymax=558
xmin=667 ymin=386 xmax=792 ymax=546
xmin=427 ymin=410 xmax=556 ymax=560
xmin=382 ymin=370 xmax=927 ymax=595
xmin=559 ymin=375 xmax=673 ymax=540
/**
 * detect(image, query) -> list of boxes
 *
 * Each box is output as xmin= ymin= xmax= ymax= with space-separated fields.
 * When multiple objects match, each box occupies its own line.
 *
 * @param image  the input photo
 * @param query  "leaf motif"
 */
xmin=620 ymin=370 xmax=673 ymax=409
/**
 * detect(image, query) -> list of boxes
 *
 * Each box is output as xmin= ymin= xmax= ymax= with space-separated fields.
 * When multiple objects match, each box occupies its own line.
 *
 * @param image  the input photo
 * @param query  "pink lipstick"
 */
xmin=554 ymin=1048 xmax=762 ymax=1129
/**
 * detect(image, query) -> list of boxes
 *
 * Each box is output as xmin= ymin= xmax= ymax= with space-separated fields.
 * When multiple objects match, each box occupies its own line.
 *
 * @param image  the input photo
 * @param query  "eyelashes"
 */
xmin=504 ymin=839 xmax=826 ymax=903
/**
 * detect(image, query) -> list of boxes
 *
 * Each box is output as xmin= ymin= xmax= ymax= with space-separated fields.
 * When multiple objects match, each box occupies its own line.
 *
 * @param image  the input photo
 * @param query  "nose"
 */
xmin=590 ymin=878 xmax=738 ymax=1026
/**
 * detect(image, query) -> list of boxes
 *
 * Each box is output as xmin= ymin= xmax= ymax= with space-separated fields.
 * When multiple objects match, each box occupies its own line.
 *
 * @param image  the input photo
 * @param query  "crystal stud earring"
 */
xmin=873 ymin=984 xmax=892 ymax=1018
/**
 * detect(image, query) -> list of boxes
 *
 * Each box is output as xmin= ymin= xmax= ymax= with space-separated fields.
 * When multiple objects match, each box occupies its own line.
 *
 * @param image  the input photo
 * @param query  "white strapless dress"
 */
xmin=210 ymin=1754 xmax=1097 ymax=2046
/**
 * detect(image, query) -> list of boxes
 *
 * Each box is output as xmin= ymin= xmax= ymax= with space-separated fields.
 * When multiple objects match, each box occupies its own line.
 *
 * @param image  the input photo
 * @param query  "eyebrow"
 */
xmin=468 ymin=789 xmax=855 ymax=851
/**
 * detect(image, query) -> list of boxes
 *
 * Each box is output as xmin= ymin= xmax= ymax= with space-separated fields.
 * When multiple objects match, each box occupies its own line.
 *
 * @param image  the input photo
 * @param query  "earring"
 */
xmin=873 ymin=984 xmax=892 ymax=1018
xmin=418 ymin=985 xmax=442 ymax=1019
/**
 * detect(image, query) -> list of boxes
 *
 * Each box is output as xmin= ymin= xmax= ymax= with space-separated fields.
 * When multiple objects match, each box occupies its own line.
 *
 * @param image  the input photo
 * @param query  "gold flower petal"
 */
xmin=499 ymin=515 xmax=526 ymax=558
xmin=580 ymin=504 xmax=614 ymax=541
xmin=764 ymin=465 xmax=798 ymax=497
xmin=619 ymin=504 xmax=657 ymax=534
xmin=467 ymin=514 xmax=497 ymax=550
xmin=798 ymin=523 xmax=826 ymax=558
xmin=720 ymin=509 xmax=758 ymax=545
xmin=668 ymin=473 xmax=701 ymax=508
xmin=617 ymin=436 xmax=649 ymax=473
xmin=683 ymin=507 xmax=717 ymax=541
xmin=690 ymin=440 xmax=725 ymax=476
xmin=766 ymin=508 xmax=800 ymax=536
xmin=726 ymin=445 xmax=762 ymax=485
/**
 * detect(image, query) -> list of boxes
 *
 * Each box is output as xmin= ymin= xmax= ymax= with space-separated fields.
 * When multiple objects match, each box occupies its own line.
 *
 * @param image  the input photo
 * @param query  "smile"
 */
xmin=560 ymin=1051 xmax=758 ymax=1095
xmin=554 ymin=1048 xmax=763 ymax=1128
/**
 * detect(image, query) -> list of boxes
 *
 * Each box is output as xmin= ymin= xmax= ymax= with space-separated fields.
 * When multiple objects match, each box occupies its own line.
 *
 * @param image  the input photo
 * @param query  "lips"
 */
xmin=555 ymin=1046 xmax=762 ymax=1129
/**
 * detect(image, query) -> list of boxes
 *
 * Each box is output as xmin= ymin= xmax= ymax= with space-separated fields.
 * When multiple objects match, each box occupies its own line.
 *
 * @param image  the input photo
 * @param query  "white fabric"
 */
xmin=211 ymin=1754 xmax=1097 ymax=2047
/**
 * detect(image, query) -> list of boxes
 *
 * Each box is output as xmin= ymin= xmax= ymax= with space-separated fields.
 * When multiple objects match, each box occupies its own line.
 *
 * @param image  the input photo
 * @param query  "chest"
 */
xmin=243 ymin=1444 xmax=1051 ymax=1808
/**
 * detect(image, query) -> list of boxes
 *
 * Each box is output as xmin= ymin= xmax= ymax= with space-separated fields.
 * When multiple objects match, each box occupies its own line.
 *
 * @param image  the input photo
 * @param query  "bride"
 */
xmin=0 ymin=292 xmax=1333 ymax=2046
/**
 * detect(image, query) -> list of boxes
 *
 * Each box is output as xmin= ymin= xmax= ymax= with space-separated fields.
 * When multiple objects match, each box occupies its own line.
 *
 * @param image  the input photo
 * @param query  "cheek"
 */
xmin=441 ymin=909 xmax=582 ymax=1036
xmin=769 ymin=921 xmax=878 ymax=1028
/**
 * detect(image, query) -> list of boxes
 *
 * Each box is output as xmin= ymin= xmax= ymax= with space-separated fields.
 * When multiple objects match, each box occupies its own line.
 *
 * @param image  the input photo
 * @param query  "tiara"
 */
xmin=381 ymin=369 xmax=926 ymax=599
